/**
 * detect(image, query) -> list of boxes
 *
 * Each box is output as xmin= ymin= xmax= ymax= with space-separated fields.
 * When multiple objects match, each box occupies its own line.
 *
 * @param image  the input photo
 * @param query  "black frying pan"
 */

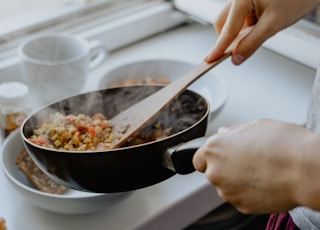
xmin=21 ymin=85 xmax=209 ymax=193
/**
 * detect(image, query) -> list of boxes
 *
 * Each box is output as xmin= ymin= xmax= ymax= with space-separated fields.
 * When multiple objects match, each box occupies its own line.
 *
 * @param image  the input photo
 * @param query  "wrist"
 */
xmin=291 ymin=132 xmax=320 ymax=210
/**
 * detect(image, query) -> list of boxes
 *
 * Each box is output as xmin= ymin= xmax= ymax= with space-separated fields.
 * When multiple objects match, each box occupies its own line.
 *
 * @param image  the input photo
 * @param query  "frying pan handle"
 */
xmin=168 ymin=137 xmax=207 ymax=175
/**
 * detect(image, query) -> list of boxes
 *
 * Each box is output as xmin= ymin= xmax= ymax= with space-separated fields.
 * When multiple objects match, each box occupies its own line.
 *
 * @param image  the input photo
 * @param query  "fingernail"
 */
xmin=204 ymin=55 xmax=212 ymax=63
xmin=233 ymin=54 xmax=246 ymax=65
xmin=204 ymin=50 xmax=223 ymax=63
xmin=204 ymin=48 xmax=214 ymax=62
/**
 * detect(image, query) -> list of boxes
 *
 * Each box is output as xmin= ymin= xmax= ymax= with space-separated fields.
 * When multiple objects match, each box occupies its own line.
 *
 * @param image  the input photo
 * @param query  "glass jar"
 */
xmin=0 ymin=81 xmax=31 ymax=138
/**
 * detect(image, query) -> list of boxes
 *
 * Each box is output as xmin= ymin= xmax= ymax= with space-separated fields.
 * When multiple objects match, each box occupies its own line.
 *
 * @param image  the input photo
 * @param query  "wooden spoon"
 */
xmin=111 ymin=27 xmax=253 ymax=148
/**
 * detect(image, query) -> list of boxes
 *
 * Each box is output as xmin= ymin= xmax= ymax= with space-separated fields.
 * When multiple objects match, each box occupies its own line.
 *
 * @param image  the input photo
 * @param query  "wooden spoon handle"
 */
xmin=135 ymin=54 xmax=231 ymax=121
xmin=111 ymin=27 xmax=253 ymax=148
xmin=110 ymin=54 xmax=230 ymax=148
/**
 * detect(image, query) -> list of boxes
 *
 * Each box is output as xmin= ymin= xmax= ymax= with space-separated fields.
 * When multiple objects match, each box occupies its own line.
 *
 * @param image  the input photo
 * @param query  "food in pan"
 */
xmin=28 ymin=112 xmax=114 ymax=151
xmin=16 ymin=148 xmax=67 ymax=194
xmin=125 ymin=121 xmax=172 ymax=146
xmin=28 ymin=112 xmax=173 ymax=151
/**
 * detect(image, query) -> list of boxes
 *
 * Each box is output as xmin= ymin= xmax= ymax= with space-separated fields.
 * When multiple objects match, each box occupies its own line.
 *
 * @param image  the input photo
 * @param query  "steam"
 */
xmin=25 ymin=85 xmax=208 ymax=142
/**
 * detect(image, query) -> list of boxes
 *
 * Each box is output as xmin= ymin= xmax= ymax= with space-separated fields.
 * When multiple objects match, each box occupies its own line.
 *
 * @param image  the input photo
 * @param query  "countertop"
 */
xmin=0 ymin=22 xmax=316 ymax=230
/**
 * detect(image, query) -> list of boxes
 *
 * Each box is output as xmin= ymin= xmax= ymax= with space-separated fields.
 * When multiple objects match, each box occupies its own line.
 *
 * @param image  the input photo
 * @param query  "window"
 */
xmin=0 ymin=0 xmax=145 ymax=37
xmin=0 ymin=0 xmax=142 ymax=69
xmin=0 ymin=0 xmax=188 ymax=81
xmin=1 ymin=0 xmax=94 ymax=21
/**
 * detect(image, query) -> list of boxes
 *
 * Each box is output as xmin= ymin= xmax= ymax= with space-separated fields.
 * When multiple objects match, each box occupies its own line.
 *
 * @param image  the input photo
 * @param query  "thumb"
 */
xmin=232 ymin=22 xmax=277 ymax=65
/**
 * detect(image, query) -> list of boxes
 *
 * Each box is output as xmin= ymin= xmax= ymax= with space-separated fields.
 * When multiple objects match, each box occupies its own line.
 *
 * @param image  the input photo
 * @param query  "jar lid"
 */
xmin=0 ymin=81 xmax=29 ymax=104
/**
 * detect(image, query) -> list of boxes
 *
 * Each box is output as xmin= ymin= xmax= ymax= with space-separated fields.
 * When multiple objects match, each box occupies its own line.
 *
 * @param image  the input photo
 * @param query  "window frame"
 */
xmin=0 ymin=0 xmax=188 ymax=82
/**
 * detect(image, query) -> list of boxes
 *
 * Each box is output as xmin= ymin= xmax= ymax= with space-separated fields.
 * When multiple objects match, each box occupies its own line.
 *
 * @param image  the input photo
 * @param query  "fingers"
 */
xmin=192 ymin=145 xmax=208 ymax=173
xmin=192 ymin=134 xmax=220 ymax=173
xmin=205 ymin=0 xmax=256 ymax=64
xmin=193 ymin=126 xmax=231 ymax=173
xmin=231 ymin=15 xmax=277 ymax=64
xmin=205 ymin=1 xmax=232 ymax=62
xmin=213 ymin=0 xmax=231 ymax=35
xmin=193 ymin=124 xmax=243 ymax=173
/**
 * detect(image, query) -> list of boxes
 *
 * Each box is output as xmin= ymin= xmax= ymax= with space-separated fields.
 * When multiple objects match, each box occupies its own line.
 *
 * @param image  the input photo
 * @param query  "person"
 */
xmin=192 ymin=0 xmax=320 ymax=229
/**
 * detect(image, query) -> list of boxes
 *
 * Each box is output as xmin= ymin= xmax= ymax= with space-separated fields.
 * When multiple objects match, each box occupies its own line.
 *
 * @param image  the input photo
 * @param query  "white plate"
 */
xmin=1 ymin=129 xmax=131 ymax=214
xmin=98 ymin=59 xmax=228 ymax=115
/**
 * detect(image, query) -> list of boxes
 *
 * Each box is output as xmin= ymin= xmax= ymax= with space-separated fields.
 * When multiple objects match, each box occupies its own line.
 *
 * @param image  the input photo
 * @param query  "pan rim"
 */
xmin=21 ymin=86 xmax=210 ymax=154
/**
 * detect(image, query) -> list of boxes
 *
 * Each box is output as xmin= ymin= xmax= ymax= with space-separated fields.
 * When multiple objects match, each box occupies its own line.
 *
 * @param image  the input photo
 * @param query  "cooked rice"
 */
xmin=29 ymin=112 xmax=115 ymax=151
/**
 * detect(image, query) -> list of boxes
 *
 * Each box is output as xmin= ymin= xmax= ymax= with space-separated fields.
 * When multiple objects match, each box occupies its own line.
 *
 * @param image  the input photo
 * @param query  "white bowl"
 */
xmin=99 ymin=59 xmax=228 ymax=116
xmin=1 ymin=129 xmax=131 ymax=214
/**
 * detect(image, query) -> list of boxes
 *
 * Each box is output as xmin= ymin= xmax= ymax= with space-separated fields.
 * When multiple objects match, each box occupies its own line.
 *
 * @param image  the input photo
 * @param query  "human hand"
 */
xmin=192 ymin=119 xmax=319 ymax=214
xmin=205 ymin=0 xmax=320 ymax=65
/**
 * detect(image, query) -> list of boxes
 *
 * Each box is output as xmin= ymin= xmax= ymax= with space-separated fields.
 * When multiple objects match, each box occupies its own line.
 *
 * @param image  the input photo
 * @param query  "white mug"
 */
xmin=18 ymin=33 xmax=107 ymax=109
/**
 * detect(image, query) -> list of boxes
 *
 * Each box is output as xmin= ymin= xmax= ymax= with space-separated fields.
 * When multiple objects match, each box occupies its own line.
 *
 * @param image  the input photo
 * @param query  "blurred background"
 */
xmin=1 ymin=0 xmax=91 ymax=21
